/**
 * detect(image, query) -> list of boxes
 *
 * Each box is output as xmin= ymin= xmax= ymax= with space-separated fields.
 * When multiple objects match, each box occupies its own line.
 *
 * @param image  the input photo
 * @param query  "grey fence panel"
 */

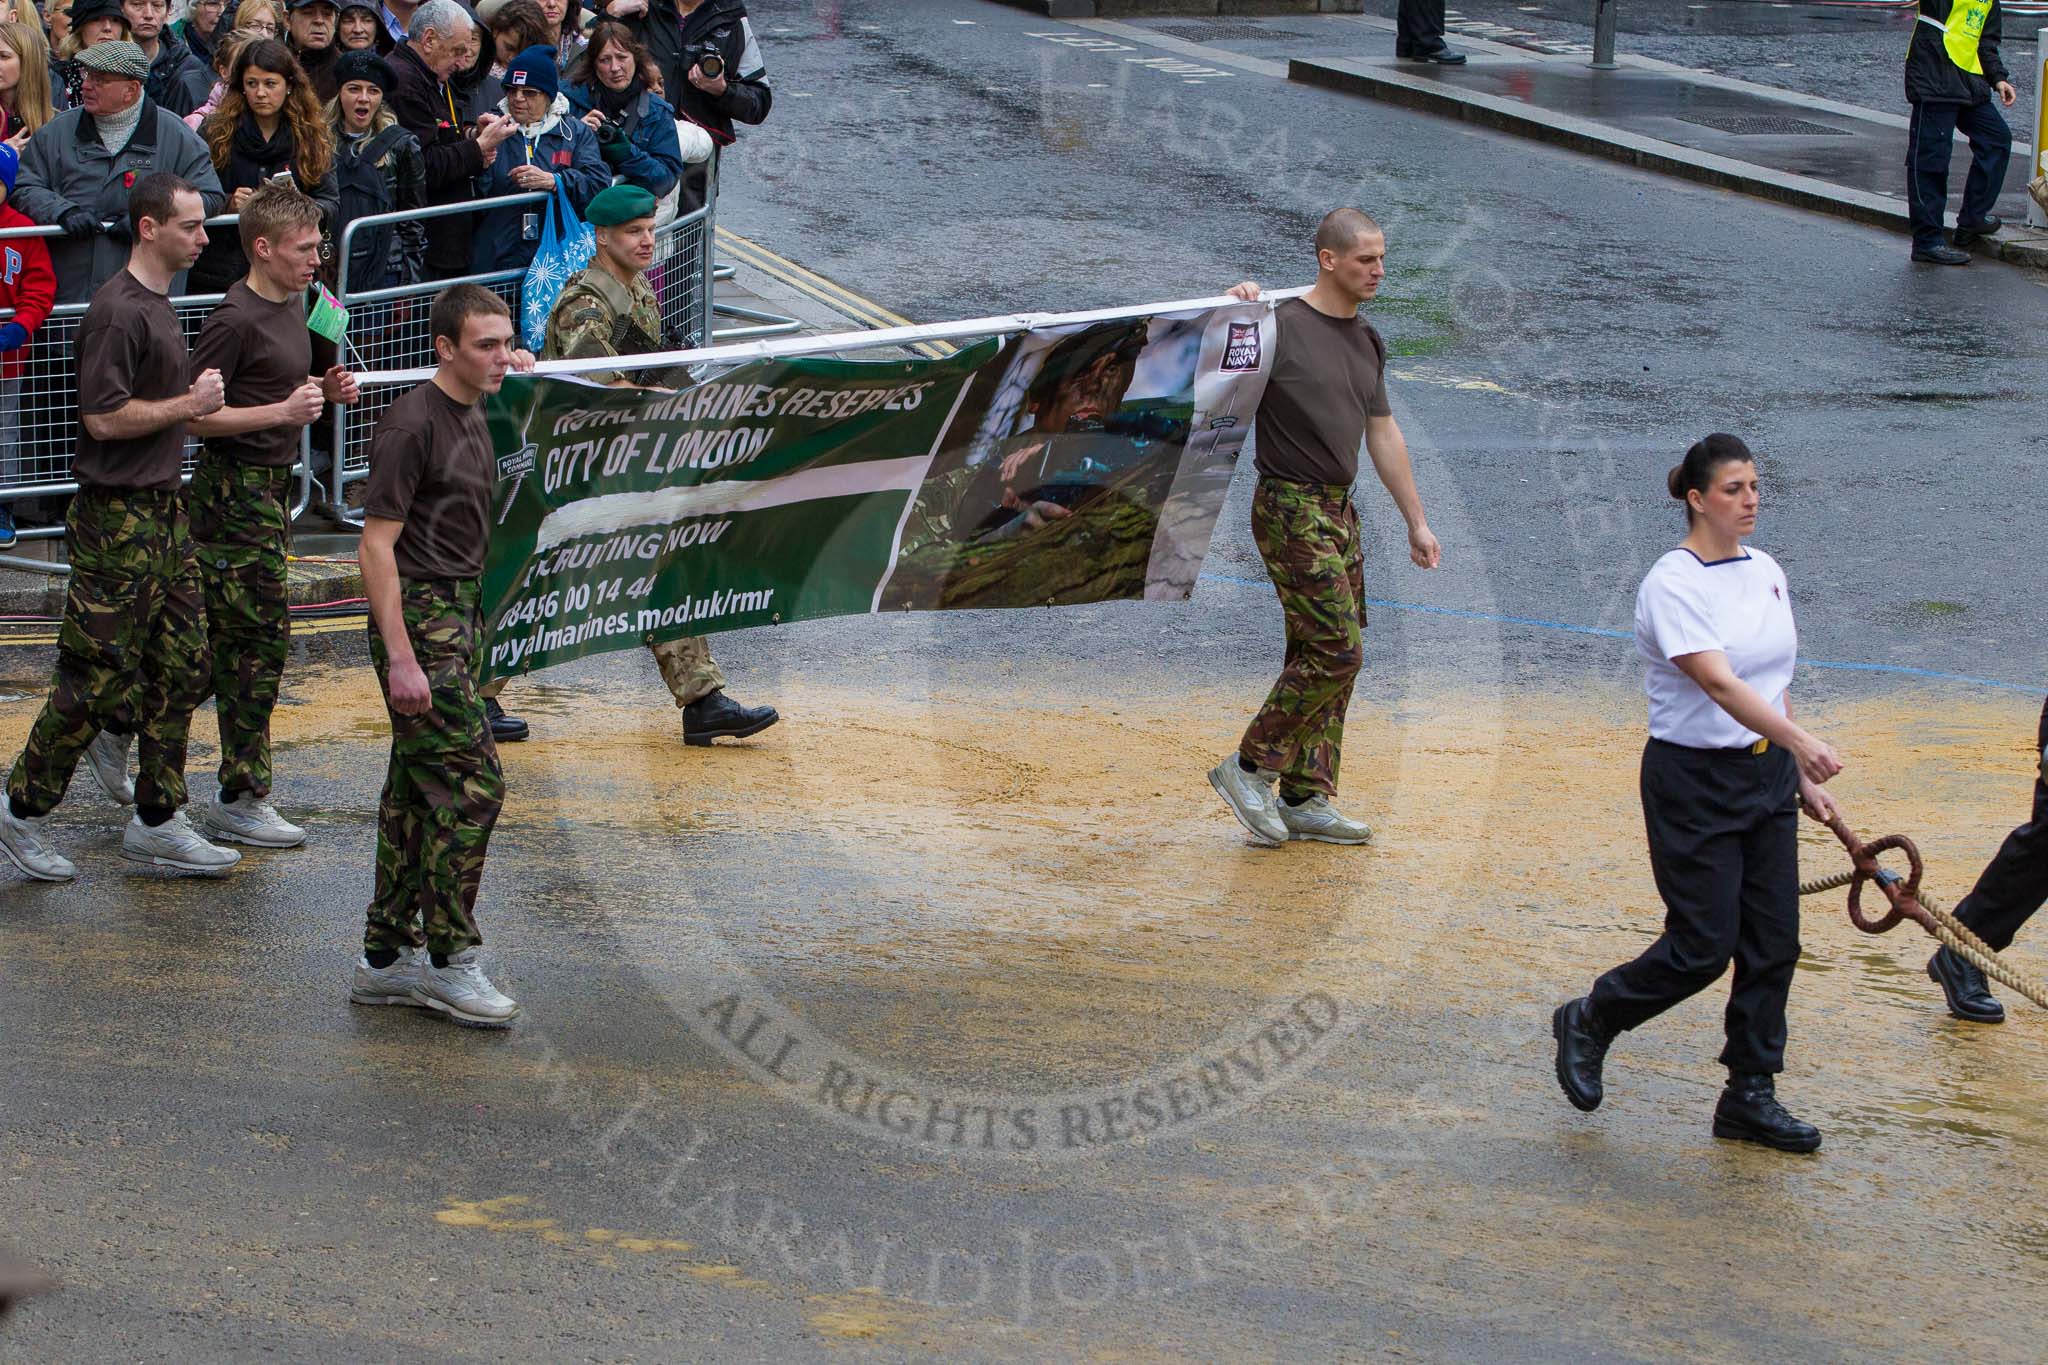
xmin=327 ymin=268 xmax=528 ymax=507
xmin=328 ymin=193 xmax=713 ymax=514
xmin=0 ymin=217 xmax=243 ymax=511
xmin=0 ymin=288 xmax=279 ymax=508
xmin=0 ymin=190 xmax=713 ymax=526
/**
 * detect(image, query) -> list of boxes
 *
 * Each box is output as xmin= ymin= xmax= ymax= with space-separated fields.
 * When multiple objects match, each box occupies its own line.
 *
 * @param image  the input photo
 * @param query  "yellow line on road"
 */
xmin=0 ymin=614 xmax=368 ymax=649
xmin=715 ymin=228 xmax=957 ymax=359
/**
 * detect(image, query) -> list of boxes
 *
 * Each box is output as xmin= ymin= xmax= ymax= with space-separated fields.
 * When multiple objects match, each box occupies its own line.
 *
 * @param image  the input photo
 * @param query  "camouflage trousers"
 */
xmin=477 ymin=634 xmax=724 ymax=707
xmin=366 ymin=578 xmax=504 ymax=958
xmin=648 ymin=634 xmax=726 ymax=708
xmin=7 ymin=489 xmax=209 ymax=816
xmin=1238 ymin=479 xmax=1366 ymax=801
xmin=189 ymin=454 xmax=293 ymax=800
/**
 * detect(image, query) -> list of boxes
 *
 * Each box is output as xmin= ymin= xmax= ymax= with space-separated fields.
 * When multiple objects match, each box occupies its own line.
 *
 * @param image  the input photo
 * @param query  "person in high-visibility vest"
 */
xmin=1905 ymin=0 xmax=2019 ymax=265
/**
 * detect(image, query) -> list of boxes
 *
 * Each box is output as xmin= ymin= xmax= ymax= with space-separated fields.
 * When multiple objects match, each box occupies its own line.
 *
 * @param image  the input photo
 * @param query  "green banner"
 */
xmin=480 ymin=301 xmax=1276 ymax=683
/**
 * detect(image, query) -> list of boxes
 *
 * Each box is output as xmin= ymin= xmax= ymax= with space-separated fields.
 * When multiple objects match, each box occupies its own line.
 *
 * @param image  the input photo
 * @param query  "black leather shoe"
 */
xmin=1400 ymin=44 xmax=1467 ymax=64
xmin=1953 ymin=215 xmax=2004 ymax=247
xmin=1927 ymin=947 xmax=2005 ymax=1023
xmin=1552 ymin=997 xmax=1613 ymax=1112
xmin=1911 ymin=244 xmax=1971 ymax=265
xmin=485 ymin=697 xmax=529 ymax=743
xmin=683 ymin=689 xmax=779 ymax=746
xmin=1712 ymin=1073 xmax=1821 ymax=1153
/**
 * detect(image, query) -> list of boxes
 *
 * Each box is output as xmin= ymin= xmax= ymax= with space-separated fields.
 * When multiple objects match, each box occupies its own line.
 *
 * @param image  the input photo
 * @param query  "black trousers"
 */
xmin=1590 ymin=739 xmax=1802 ymax=1074
xmin=1396 ymin=0 xmax=1449 ymax=54
xmin=1905 ymin=97 xmax=2011 ymax=252
xmin=1954 ymin=697 xmax=2048 ymax=952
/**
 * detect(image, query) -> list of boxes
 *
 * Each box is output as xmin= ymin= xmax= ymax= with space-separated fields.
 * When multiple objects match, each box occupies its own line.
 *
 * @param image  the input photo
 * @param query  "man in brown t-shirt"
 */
xmin=1207 ymin=208 xmax=1442 ymax=849
xmin=349 ymin=283 xmax=533 ymax=1029
xmin=185 ymin=183 xmax=361 ymax=851
xmin=0 ymin=173 xmax=244 ymax=883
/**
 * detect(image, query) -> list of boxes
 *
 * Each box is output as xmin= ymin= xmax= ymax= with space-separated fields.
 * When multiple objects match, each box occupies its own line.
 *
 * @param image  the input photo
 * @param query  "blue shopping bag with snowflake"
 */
xmin=520 ymin=183 xmax=595 ymax=351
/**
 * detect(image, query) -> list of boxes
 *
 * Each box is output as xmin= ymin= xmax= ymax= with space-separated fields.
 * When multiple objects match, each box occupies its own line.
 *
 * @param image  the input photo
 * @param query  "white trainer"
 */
xmin=86 ymin=730 xmax=135 ymax=805
xmin=1207 ymin=755 xmax=1287 ymax=847
xmin=415 ymin=949 xmax=520 ymax=1029
xmin=120 ymin=810 xmax=242 ymax=873
xmin=205 ymin=792 xmax=307 ymax=848
xmin=350 ymin=949 xmax=428 ymax=1008
xmin=0 ymin=804 xmax=77 ymax=881
xmin=1278 ymin=796 xmax=1374 ymax=845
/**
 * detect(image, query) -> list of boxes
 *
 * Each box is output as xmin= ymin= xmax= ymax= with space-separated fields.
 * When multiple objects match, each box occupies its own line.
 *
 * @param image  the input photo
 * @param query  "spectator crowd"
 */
xmin=0 ymin=0 xmax=761 ymax=545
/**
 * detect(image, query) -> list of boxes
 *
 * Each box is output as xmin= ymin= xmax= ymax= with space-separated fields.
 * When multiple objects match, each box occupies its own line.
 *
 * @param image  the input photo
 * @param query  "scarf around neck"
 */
xmin=230 ymin=111 xmax=298 ymax=185
xmin=595 ymin=80 xmax=642 ymax=119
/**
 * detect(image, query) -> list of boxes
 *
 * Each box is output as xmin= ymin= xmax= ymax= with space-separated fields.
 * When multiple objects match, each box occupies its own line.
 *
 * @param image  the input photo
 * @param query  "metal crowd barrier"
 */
xmin=0 ymin=212 xmax=318 ymax=573
xmin=0 ymin=186 xmax=714 ymax=564
xmin=327 ymin=189 xmax=713 ymax=520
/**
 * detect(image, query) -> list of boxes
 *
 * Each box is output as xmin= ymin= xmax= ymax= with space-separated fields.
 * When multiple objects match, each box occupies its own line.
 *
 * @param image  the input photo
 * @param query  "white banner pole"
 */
xmin=351 ymin=288 xmax=1311 ymax=389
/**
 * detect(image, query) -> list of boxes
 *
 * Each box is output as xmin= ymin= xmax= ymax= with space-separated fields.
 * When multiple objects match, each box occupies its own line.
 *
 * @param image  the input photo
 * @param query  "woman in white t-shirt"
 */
xmin=1552 ymin=434 xmax=1844 ymax=1154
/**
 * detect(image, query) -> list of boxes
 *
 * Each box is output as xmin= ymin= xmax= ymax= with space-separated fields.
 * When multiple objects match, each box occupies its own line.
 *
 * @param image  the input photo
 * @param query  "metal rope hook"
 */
xmin=1821 ymin=813 xmax=1928 ymax=935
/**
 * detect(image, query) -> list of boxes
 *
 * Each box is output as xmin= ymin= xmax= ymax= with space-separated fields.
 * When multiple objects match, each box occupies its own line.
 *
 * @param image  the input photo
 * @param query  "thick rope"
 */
xmin=1797 ymin=869 xmax=1855 ymax=898
xmin=1913 ymin=887 xmax=2048 ymax=1009
xmin=1800 ymin=866 xmax=2048 ymax=1009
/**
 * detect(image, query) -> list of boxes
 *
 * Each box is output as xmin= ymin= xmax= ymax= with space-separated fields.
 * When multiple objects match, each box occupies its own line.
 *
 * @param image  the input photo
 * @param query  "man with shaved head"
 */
xmin=1208 ymin=208 xmax=1441 ymax=849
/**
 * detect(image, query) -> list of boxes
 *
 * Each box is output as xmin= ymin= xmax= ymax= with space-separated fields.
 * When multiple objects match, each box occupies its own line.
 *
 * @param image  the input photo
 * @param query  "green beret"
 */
xmin=586 ymin=184 xmax=659 ymax=227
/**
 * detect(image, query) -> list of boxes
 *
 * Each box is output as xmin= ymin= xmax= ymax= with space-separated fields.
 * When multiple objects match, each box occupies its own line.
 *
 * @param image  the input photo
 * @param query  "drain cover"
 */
xmin=1148 ymin=21 xmax=1310 ymax=43
xmin=1676 ymin=113 xmax=1852 ymax=136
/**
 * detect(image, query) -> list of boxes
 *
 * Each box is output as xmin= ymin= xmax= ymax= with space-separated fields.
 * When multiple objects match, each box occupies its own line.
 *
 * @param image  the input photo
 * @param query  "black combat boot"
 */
xmin=682 ymin=690 xmax=779 ymax=746
xmin=1552 ymin=997 xmax=1614 ymax=1112
xmin=1927 ymin=946 xmax=2005 ymax=1023
xmin=1712 ymin=1073 xmax=1821 ymax=1153
xmin=485 ymin=697 xmax=529 ymax=743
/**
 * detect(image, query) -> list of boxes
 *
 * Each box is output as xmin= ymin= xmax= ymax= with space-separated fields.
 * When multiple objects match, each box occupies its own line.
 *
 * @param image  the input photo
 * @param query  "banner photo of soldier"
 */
xmin=881 ymin=304 xmax=1273 ymax=610
xmin=477 ymin=300 xmax=1276 ymax=685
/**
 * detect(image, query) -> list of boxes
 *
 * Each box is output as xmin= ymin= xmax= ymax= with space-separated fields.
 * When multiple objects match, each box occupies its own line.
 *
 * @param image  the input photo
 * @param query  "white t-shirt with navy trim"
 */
xmin=1635 ymin=546 xmax=1796 ymax=749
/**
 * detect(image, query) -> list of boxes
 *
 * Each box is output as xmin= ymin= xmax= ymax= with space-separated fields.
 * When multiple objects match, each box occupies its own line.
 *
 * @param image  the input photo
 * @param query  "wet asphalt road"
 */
xmin=6 ymin=2 xmax=2048 ymax=1360
xmin=726 ymin=0 xmax=2048 ymax=689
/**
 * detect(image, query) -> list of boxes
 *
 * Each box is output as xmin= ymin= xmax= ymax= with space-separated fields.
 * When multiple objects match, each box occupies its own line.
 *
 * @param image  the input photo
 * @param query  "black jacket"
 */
xmin=296 ymin=41 xmax=344 ymax=103
xmin=146 ymin=28 xmax=216 ymax=118
xmin=1907 ymin=0 xmax=2010 ymax=105
xmin=625 ymin=0 xmax=770 ymax=148
xmin=386 ymin=40 xmax=489 ymax=276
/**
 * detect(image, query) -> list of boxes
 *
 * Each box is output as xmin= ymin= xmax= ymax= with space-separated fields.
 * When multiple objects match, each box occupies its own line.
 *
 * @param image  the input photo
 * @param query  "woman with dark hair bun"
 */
xmin=1552 ymin=433 xmax=1844 ymax=1154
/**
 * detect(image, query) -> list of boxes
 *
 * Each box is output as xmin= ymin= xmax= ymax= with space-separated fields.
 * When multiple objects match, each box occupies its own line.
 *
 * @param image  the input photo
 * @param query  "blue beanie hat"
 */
xmin=0 ymin=143 xmax=17 ymax=196
xmin=503 ymin=45 xmax=560 ymax=102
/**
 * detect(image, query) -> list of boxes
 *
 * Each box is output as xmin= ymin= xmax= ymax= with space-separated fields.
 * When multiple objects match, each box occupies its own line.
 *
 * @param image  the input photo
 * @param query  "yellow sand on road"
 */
xmin=4 ymin=665 xmax=2043 ymax=1359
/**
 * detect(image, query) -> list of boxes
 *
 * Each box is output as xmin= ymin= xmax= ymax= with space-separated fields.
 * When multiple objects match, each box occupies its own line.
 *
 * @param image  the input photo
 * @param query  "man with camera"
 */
xmin=605 ymin=0 xmax=770 ymax=213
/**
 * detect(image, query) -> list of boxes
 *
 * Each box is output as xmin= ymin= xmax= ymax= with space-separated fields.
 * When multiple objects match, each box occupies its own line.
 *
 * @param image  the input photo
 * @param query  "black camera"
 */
xmin=685 ymin=38 xmax=725 ymax=80
xmin=595 ymin=116 xmax=626 ymax=143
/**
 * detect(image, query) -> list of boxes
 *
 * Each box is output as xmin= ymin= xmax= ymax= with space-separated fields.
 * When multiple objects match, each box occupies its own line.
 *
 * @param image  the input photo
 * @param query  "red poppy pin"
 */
xmin=122 ymin=170 xmax=136 ymax=188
